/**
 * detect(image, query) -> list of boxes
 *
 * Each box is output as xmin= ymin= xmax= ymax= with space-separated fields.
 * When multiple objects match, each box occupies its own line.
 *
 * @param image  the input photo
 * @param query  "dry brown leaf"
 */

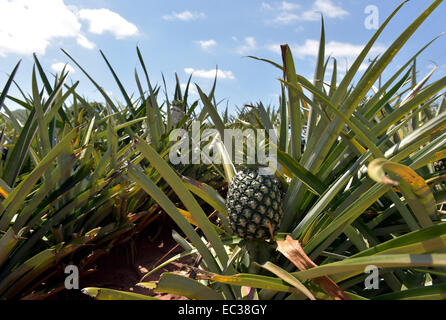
xmin=276 ymin=235 xmax=351 ymax=300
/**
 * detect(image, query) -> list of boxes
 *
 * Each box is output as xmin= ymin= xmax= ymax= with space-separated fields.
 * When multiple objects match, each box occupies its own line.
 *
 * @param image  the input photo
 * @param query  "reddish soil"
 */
xmin=52 ymin=221 xmax=196 ymax=300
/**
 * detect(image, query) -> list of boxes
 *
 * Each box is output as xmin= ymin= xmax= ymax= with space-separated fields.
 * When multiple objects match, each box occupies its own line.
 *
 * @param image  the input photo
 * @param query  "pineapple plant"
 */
xmin=0 ymin=47 xmax=212 ymax=299
xmin=1 ymin=0 xmax=446 ymax=301
xmin=107 ymin=0 xmax=446 ymax=301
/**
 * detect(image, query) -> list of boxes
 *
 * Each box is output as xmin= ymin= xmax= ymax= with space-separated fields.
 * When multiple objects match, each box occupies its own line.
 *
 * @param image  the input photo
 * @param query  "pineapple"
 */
xmin=226 ymin=167 xmax=283 ymax=240
xmin=171 ymin=100 xmax=185 ymax=127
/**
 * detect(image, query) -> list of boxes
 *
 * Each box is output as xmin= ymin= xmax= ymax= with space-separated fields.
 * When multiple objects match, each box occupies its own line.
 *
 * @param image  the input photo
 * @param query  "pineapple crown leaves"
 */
xmin=171 ymin=99 xmax=185 ymax=108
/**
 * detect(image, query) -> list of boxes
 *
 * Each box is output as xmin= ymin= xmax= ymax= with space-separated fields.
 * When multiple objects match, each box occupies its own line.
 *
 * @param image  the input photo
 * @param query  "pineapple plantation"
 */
xmin=1 ymin=0 xmax=446 ymax=301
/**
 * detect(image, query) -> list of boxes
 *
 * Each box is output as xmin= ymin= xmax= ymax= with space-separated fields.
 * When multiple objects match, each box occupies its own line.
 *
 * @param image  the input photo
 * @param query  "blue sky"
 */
xmin=0 ymin=0 xmax=445 ymax=112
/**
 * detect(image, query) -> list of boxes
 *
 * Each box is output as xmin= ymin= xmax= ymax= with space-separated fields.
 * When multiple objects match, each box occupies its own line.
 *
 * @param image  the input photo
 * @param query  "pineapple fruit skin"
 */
xmin=226 ymin=167 xmax=283 ymax=240
xmin=171 ymin=100 xmax=185 ymax=128
xmin=171 ymin=105 xmax=185 ymax=127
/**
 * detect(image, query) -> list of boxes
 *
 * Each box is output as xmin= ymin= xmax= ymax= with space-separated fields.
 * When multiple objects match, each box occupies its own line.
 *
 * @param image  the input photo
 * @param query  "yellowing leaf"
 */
xmin=177 ymin=208 xmax=198 ymax=226
xmin=368 ymin=158 xmax=435 ymax=227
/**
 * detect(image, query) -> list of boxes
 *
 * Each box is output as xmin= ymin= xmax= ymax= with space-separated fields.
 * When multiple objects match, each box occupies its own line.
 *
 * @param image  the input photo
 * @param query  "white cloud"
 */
xmin=196 ymin=39 xmax=217 ymax=50
xmin=78 ymin=8 xmax=139 ymax=39
xmin=262 ymin=2 xmax=300 ymax=11
xmin=162 ymin=10 xmax=206 ymax=21
xmin=0 ymin=0 xmax=83 ymax=56
xmin=267 ymin=40 xmax=386 ymax=73
xmin=184 ymin=68 xmax=235 ymax=80
xmin=326 ymin=59 xmax=369 ymax=73
xmin=273 ymin=12 xmax=300 ymax=24
xmin=302 ymin=0 xmax=349 ymax=21
xmin=261 ymin=2 xmax=273 ymax=10
xmin=180 ymin=83 xmax=198 ymax=95
xmin=300 ymin=40 xmax=380 ymax=59
xmin=0 ymin=0 xmax=139 ymax=57
xmin=76 ymin=34 xmax=96 ymax=49
xmin=262 ymin=0 xmax=348 ymax=25
xmin=51 ymin=62 xmax=75 ymax=74
xmin=279 ymin=2 xmax=300 ymax=11
xmin=426 ymin=63 xmax=446 ymax=74
xmin=265 ymin=44 xmax=283 ymax=55
xmin=268 ymin=40 xmax=386 ymax=59
xmin=261 ymin=1 xmax=300 ymax=24
xmin=236 ymin=37 xmax=257 ymax=55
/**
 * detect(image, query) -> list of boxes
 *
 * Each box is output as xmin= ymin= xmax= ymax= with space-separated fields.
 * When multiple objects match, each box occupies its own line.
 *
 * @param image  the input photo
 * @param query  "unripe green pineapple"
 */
xmin=226 ymin=167 xmax=283 ymax=240
xmin=171 ymin=100 xmax=185 ymax=128
xmin=434 ymin=158 xmax=446 ymax=173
